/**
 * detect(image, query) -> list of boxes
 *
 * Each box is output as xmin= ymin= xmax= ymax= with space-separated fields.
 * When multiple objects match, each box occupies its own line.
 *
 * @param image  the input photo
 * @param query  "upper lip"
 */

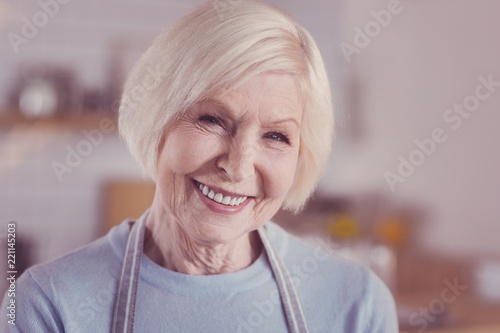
xmin=193 ymin=180 xmax=252 ymax=198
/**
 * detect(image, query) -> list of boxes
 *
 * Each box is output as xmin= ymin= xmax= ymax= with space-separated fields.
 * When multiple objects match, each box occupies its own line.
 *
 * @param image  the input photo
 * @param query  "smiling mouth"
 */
xmin=194 ymin=180 xmax=248 ymax=207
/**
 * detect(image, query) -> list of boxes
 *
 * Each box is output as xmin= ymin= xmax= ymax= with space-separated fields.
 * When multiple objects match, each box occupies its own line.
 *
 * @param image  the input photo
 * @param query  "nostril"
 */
xmin=216 ymin=143 xmax=256 ymax=183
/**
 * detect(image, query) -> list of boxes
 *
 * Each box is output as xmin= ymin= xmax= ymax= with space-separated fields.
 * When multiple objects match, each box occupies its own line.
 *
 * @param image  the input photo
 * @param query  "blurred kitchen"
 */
xmin=1 ymin=0 xmax=499 ymax=332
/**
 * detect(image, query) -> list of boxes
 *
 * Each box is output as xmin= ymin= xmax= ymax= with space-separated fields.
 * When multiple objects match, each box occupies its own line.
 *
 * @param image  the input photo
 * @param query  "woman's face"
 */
xmin=155 ymin=72 xmax=303 ymax=245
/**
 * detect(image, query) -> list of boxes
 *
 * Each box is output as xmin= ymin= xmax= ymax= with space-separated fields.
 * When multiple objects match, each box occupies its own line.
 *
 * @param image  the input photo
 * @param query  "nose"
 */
xmin=216 ymin=137 xmax=256 ymax=183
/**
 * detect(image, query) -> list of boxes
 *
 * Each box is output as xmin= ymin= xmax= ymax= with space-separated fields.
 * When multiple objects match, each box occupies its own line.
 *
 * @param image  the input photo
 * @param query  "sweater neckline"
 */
xmin=140 ymin=245 xmax=272 ymax=297
xmin=108 ymin=215 xmax=290 ymax=297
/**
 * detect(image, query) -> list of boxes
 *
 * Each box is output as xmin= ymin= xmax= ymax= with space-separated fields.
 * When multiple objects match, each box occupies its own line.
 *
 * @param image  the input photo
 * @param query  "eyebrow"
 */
xmin=201 ymin=98 xmax=301 ymax=129
xmin=267 ymin=117 xmax=300 ymax=130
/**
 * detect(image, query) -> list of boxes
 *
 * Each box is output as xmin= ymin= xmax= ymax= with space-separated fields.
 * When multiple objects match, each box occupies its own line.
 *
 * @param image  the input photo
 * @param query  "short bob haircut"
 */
xmin=119 ymin=0 xmax=334 ymax=213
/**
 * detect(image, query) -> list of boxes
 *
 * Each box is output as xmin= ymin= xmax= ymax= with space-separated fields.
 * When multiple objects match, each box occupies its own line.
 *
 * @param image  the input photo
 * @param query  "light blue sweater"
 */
xmin=1 ymin=220 xmax=398 ymax=332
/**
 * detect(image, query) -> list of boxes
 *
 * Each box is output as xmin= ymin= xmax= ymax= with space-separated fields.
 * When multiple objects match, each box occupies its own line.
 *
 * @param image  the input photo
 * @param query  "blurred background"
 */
xmin=1 ymin=0 xmax=499 ymax=332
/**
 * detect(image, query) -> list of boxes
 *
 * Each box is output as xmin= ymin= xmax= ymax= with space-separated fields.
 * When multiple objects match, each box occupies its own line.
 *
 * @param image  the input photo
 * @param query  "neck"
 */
xmin=143 ymin=202 xmax=262 ymax=275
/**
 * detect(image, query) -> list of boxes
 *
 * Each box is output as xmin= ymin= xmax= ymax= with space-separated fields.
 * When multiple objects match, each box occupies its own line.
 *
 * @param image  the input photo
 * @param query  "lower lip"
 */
xmin=193 ymin=181 xmax=251 ymax=215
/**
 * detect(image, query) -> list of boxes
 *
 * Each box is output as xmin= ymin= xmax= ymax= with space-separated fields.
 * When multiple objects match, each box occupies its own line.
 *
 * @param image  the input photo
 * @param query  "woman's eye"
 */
xmin=198 ymin=115 xmax=222 ymax=126
xmin=265 ymin=132 xmax=290 ymax=144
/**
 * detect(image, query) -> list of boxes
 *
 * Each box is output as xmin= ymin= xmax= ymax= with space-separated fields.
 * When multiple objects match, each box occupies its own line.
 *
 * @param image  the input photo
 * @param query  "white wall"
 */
xmin=322 ymin=0 xmax=500 ymax=258
xmin=0 ymin=0 xmax=198 ymax=106
xmin=0 ymin=126 xmax=142 ymax=263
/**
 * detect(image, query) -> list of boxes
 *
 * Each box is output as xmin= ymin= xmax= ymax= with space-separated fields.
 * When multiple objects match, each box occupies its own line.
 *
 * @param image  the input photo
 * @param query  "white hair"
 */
xmin=119 ymin=0 xmax=334 ymax=212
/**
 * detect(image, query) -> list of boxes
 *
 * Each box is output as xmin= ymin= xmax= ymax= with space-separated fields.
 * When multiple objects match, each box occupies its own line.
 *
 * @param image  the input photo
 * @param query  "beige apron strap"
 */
xmin=258 ymin=226 xmax=310 ymax=333
xmin=111 ymin=216 xmax=146 ymax=333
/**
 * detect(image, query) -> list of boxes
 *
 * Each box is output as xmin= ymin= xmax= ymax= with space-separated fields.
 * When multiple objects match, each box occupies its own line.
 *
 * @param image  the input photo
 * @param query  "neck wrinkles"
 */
xmin=143 ymin=207 xmax=262 ymax=275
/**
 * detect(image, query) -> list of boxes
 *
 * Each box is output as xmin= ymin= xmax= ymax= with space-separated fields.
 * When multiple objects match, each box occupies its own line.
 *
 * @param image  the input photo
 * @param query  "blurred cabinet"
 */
xmin=103 ymin=180 xmax=155 ymax=233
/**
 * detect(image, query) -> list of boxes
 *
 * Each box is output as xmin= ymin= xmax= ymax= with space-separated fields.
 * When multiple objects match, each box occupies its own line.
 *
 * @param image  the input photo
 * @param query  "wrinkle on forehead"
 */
xmin=208 ymin=73 xmax=303 ymax=126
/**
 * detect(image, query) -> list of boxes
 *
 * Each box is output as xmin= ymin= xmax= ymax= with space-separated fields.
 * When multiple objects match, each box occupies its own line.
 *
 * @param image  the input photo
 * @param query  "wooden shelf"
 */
xmin=0 ymin=110 xmax=118 ymax=130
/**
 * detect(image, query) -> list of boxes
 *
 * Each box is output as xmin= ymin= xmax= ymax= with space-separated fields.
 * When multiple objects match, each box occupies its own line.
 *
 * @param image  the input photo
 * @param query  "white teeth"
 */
xmin=222 ymin=196 xmax=231 ymax=205
xmin=197 ymin=182 xmax=248 ymax=207
xmin=214 ymin=193 xmax=223 ymax=203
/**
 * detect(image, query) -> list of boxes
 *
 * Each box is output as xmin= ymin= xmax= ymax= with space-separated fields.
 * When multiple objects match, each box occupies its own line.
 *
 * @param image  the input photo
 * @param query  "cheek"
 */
xmin=156 ymin=131 xmax=217 ymax=210
xmin=160 ymin=131 xmax=218 ymax=175
xmin=261 ymin=151 xmax=298 ymax=198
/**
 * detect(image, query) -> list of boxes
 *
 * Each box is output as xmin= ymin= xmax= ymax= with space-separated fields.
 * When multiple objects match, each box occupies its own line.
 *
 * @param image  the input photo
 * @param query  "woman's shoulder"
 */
xmin=266 ymin=221 xmax=370 ymax=277
xmin=1 ymin=220 xmax=131 ymax=331
xmin=266 ymin=221 xmax=392 ymax=291
xmin=27 ymin=220 xmax=130 ymax=282
xmin=265 ymin=221 xmax=398 ymax=331
xmin=14 ymin=219 xmax=131 ymax=304
xmin=267 ymin=222 xmax=395 ymax=295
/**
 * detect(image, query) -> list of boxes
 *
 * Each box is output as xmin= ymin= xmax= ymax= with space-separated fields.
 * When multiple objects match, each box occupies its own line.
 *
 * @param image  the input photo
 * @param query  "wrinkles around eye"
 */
xmin=195 ymin=115 xmax=228 ymax=137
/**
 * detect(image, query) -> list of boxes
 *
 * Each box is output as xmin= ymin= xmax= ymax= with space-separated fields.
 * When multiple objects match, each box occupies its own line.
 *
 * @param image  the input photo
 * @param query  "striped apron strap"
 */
xmin=111 ymin=216 xmax=146 ymax=333
xmin=258 ymin=227 xmax=310 ymax=333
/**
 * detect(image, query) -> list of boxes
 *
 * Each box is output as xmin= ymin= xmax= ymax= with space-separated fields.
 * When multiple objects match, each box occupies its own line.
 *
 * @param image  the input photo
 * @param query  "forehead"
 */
xmin=210 ymin=73 xmax=303 ymax=124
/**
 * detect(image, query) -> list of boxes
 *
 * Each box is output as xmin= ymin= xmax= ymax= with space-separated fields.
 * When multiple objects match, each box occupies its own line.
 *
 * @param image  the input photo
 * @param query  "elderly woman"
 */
xmin=3 ymin=1 xmax=398 ymax=332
